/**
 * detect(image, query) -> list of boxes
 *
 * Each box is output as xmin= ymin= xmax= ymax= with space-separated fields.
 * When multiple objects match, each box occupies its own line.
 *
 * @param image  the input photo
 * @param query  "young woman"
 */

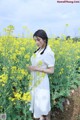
xmin=28 ymin=30 xmax=55 ymax=120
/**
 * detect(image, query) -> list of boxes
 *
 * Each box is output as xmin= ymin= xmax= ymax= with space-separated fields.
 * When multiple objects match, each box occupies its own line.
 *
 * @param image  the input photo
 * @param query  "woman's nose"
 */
xmin=36 ymin=41 xmax=39 ymax=45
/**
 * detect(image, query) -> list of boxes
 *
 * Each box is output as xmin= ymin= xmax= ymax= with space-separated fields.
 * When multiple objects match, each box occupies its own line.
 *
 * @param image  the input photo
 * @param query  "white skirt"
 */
xmin=29 ymin=86 xmax=51 ymax=118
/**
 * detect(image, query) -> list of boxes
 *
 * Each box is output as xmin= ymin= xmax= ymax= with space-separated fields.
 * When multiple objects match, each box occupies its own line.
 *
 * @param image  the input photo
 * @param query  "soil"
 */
xmin=51 ymin=87 xmax=80 ymax=120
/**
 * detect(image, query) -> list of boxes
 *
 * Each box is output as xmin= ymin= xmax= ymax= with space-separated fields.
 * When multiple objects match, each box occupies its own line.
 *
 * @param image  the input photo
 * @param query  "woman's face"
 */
xmin=33 ymin=36 xmax=46 ymax=49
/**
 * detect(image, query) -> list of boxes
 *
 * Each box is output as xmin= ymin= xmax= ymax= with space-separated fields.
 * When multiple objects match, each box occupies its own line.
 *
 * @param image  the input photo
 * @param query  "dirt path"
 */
xmin=51 ymin=87 xmax=80 ymax=120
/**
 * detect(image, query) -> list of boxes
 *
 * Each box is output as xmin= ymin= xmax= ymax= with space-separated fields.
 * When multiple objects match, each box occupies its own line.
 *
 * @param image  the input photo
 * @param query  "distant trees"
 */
xmin=55 ymin=35 xmax=80 ymax=42
xmin=73 ymin=37 xmax=80 ymax=42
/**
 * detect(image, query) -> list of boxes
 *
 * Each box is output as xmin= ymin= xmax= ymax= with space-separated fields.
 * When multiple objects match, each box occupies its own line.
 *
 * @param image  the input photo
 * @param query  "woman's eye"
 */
xmin=34 ymin=38 xmax=41 ymax=41
xmin=35 ymin=39 xmax=40 ymax=41
xmin=37 ymin=39 xmax=40 ymax=41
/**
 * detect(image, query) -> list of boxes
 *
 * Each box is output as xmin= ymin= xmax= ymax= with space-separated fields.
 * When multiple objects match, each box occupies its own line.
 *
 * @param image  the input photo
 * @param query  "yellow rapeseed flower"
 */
xmin=24 ymin=54 xmax=30 ymax=60
xmin=20 ymin=69 xmax=25 ymax=75
xmin=59 ymin=68 xmax=64 ymax=75
xmin=37 ymin=60 xmax=43 ymax=66
xmin=0 ymin=74 xmax=8 ymax=84
xmin=13 ymin=92 xmax=21 ymax=100
xmin=32 ymin=53 xmax=36 ymax=58
xmin=21 ymin=92 xmax=31 ymax=103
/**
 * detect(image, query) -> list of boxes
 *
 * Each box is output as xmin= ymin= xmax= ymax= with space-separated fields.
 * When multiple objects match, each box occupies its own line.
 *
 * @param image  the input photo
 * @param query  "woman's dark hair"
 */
xmin=33 ymin=29 xmax=48 ymax=55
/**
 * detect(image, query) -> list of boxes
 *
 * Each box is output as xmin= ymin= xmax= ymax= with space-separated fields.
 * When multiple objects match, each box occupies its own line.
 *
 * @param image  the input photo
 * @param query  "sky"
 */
xmin=0 ymin=0 xmax=80 ymax=37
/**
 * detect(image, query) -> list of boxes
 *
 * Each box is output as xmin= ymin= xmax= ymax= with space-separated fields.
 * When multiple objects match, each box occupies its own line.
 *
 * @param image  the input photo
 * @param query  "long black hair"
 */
xmin=33 ymin=29 xmax=48 ymax=55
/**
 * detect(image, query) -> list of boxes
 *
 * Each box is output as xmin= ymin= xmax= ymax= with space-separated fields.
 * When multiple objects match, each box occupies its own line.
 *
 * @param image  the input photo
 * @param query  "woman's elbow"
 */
xmin=50 ymin=71 xmax=54 ymax=74
xmin=48 ymin=67 xmax=54 ymax=74
xmin=50 ymin=68 xmax=54 ymax=74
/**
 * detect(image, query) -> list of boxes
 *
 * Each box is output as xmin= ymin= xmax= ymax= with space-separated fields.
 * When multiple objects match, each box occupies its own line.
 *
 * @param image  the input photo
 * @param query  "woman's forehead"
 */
xmin=33 ymin=36 xmax=42 ymax=40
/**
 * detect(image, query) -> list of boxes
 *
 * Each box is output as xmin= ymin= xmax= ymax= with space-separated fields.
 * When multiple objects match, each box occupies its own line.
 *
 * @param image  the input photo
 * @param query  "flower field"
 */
xmin=0 ymin=34 xmax=80 ymax=119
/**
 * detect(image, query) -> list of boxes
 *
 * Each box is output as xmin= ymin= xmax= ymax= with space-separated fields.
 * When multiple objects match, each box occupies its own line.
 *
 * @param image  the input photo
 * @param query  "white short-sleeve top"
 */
xmin=31 ymin=45 xmax=55 ymax=69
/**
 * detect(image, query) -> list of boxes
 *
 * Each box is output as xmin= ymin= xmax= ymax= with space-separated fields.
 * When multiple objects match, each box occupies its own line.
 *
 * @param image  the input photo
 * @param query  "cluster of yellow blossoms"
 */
xmin=0 ymin=35 xmax=80 ymax=106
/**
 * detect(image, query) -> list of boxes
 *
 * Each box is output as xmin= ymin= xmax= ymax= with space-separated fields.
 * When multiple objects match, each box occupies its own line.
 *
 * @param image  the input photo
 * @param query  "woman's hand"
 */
xmin=27 ymin=66 xmax=38 ymax=71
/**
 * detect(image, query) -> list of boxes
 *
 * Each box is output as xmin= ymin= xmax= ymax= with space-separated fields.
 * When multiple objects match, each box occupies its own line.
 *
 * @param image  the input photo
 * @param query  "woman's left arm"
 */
xmin=28 ymin=66 xmax=54 ymax=74
xmin=40 ymin=67 xmax=54 ymax=74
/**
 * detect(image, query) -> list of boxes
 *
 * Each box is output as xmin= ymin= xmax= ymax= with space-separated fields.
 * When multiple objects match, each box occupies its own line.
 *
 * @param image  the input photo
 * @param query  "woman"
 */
xmin=28 ymin=30 xmax=55 ymax=120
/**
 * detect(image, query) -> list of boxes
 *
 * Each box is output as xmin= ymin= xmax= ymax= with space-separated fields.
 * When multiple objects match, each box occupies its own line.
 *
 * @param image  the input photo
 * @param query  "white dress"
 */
xmin=29 ymin=45 xmax=55 ymax=118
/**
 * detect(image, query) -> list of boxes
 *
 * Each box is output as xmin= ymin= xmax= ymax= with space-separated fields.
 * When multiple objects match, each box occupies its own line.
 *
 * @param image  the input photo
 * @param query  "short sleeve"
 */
xmin=44 ymin=51 xmax=55 ymax=67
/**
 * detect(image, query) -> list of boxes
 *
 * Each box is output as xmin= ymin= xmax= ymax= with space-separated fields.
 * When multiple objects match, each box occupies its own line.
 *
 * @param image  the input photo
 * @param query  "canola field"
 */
xmin=0 ymin=34 xmax=80 ymax=120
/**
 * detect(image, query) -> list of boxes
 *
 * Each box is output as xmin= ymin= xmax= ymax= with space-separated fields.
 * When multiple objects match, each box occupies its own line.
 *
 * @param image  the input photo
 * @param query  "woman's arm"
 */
xmin=27 ymin=66 xmax=54 ymax=74
xmin=40 ymin=67 xmax=54 ymax=74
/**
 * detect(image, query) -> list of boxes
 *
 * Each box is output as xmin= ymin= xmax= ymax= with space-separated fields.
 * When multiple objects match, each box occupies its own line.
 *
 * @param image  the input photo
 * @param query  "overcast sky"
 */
xmin=0 ymin=0 xmax=80 ymax=37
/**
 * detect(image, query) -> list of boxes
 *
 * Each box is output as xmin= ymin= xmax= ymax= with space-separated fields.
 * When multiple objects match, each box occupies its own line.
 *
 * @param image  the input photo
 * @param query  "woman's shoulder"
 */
xmin=45 ymin=45 xmax=54 ymax=55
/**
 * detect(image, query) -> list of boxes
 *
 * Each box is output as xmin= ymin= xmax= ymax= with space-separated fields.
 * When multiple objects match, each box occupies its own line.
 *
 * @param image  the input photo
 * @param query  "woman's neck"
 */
xmin=40 ymin=44 xmax=46 ymax=49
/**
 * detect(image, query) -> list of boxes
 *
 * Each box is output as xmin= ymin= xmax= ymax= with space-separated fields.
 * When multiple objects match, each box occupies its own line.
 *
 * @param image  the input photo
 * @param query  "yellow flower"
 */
xmin=32 ymin=53 xmax=36 ymax=58
xmin=15 ymin=50 xmax=22 ymax=55
xmin=13 ymin=92 xmax=21 ymax=100
xmin=76 ymin=56 xmax=80 ymax=60
xmin=9 ymin=97 xmax=15 ymax=101
xmin=2 ymin=84 xmax=5 ymax=87
xmin=37 ymin=60 xmax=43 ymax=66
xmin=0 ymin=74 xmax=8 ymax=84
xmin=21 ymin=92 xmax=31 ymax=102
xmin=24 ymin=54 xmax=30 ymax=60
xmin=28 ymin=74 xmax=33 ymax=80
xmin=20 ymin=47 xmax=25 ymax=52
xmin=10 ymin=53 xmax=17 ymax=60
xmin=11 ymin=66 xmax=17 ymax=73
xmin=42 ymin=73 xmax=45 ymax=78
xmin=20 ymin=69 xmax=26 ymax=75
xmin=36 ymin=72 xmax=45 ymax=78
xmin=35 ymin=80 xmax=42 ymax=87
xmin=59 ymin=68 xmax=64 ymax=75
xmin=17 ymin=75 xmax=23 ymax=80
xmin=26 ymin=64 xmax=29 ymax=67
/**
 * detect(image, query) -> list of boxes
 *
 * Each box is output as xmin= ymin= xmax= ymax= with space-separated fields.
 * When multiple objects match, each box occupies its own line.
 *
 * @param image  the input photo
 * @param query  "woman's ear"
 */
xmin=44 ymin=39 xmax=46 ymax=42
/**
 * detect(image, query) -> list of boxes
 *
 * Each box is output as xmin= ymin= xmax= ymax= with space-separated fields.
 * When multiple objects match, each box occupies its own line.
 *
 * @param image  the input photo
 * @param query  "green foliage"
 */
xmin=49 ymin=38 xmax=80 ymax=111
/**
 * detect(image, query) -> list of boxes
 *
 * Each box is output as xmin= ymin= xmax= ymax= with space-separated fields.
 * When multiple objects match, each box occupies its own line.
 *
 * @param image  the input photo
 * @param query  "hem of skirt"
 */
xmin=29 ymin=107 xmax=51 ymax=118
